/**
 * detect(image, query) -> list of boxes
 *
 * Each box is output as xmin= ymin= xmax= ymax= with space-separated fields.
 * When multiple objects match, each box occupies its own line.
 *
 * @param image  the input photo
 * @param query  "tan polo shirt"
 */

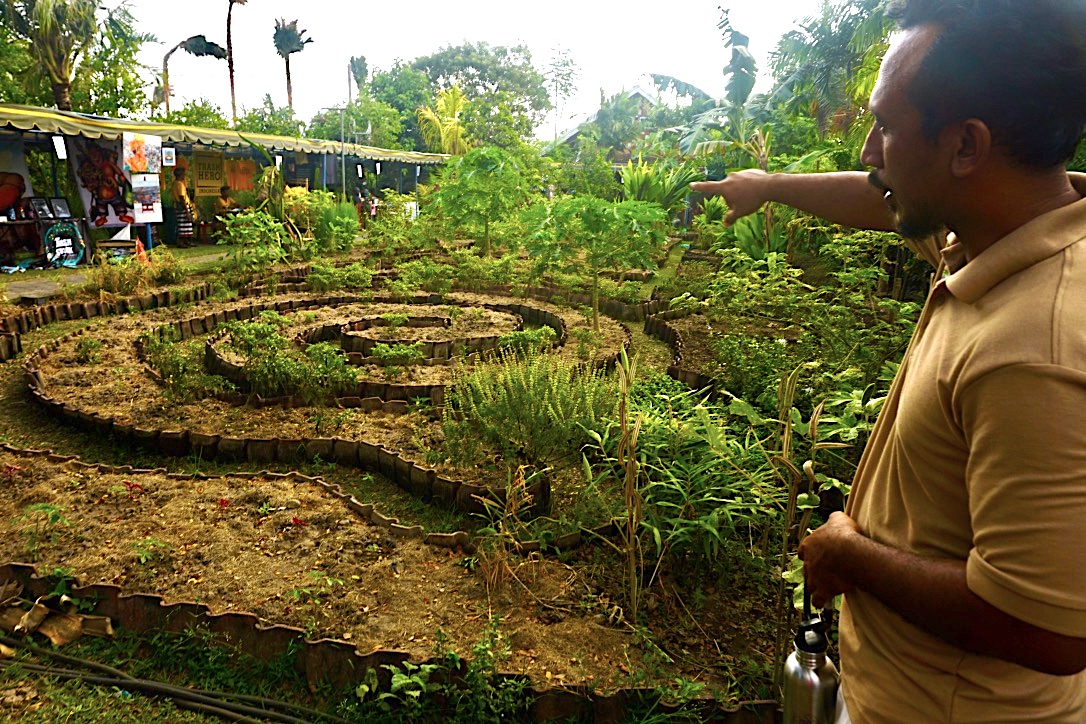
xmin=840 ymin=197 xmax=1086 ymax=722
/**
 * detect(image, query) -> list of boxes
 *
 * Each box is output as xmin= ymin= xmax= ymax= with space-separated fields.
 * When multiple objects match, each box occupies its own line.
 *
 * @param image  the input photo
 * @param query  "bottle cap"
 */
xmin=795 ymin=616 xmax=829 ymax=654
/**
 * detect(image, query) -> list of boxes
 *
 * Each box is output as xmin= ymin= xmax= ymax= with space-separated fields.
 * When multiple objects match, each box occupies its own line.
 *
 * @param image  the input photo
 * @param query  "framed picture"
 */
xmin=162 ymin=147 xmax=177 ymax=167
xmin=29 ymin=197 xmax=53 ymax=219
xmin=50 ymin=198 xmax=72 ymax=219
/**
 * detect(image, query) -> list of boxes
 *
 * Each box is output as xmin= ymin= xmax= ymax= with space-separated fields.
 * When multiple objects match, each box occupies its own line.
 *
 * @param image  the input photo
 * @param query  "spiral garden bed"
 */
xmin=0 ymin=274 xmax=782 ymax=721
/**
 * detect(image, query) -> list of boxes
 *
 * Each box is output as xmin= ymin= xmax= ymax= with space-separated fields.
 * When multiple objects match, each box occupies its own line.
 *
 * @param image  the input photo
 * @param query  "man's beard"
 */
xmin=868 ymin=172 xmax=946 ymax=241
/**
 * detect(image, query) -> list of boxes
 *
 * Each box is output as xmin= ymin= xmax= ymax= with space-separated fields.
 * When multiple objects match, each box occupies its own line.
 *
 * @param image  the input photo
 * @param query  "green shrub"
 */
xmin=75 ymin=337 xmax=103 ymax=364
xmin=399 ymin=257 xmax=454 ymax=294
xmin=496 ymin=326 xmax=556 ymax=357
xmin=370 ymin=341 xmax=425 ymax=367
xmin=314 ymin=201 xmax=361 ymax=252
xmin=306 ymin=261 xmax=373 ymax=292
xmin=442 ymin=349 xmax=617 ymax=468
xmin=143 ymin=335 xmax=235 ymax=402
xmin=218 ymin=210 xmax=292 ymax=276
xmin=225 ymin=316 xmax=358 ymax=401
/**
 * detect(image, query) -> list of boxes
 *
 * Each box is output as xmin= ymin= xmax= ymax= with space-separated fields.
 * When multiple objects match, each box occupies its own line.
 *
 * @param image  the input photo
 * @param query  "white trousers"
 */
xmin=836 ymin=685 xmax=852 ymax=724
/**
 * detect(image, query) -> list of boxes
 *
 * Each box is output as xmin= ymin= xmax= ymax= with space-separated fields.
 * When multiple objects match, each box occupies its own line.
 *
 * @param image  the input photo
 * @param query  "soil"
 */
xmin=669 ymin=314 xmax=801 ymax=378
xmin=0 ymin=450 xmax=645 ymax=691
xmin=0 ymin=283 xmax=780 ymax=703
xmin=30 ymin=291 xmax=630 ymax=488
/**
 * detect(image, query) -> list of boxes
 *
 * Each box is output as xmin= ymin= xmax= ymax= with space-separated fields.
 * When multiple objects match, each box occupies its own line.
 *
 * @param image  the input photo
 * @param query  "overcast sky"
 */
xmin=126 ymin=0 xmax=824 ymax=138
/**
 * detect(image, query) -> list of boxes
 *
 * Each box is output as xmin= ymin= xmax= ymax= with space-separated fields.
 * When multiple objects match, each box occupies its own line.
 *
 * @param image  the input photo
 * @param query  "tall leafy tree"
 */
xmin=226 ymin=0 xmax=248 ymax=125
xmin=671 ymin=8 xmax=760 ymax=155
xmin=161 ymin=35 xmax=226 ymax=114
xmin=272 ymin=18 xmax=312 ymax=110
xmin=151 ymin=98 xmax=230 ymax=129
xmin=0 ymin=0 xmax=97 ymax=110
xmin=544 ymin=47 xmax=579 ymax=141
xmin=307 ymin=96 xmax=402 ymax=150
xmin=416 ymin=84 xmax=471 ymax=155
xmin=592 ymin=89 xmax=645 ymax=162
xmin=69 ymin=5 xmax=154 ymax=118
xmin=770 ymin=0 xmax=889 ymax=139
xmin=349 ymin=55 xmax=367 ymax=95
xmin=435 ymin=145 xmax=530 ymax=257
xmin=236 ymin=93 xmax=302 ymax=137
xmin=370 ymin=61 xmax=431 ymax=150
xmin=411 ymin=42 xmax=550 ymax=144
xmin=0 ymin=20 xmax=51 ymax=105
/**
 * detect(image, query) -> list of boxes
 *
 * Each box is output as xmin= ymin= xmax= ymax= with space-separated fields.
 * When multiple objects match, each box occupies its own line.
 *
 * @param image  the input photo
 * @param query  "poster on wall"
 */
xmin=0 ymin=140 xmax=34 ymax=221
xmin=192 ymin=150 xmax=224 ymax=197
xmin=131 ymin=174 xmax=163 ymax=224
xmin=44 ymin=220 xmax=86 ymax=267
xmin=122 ymin=132 xmax=163 ymax=174
xmin=69 ymin=138 xmax=133 ymax=228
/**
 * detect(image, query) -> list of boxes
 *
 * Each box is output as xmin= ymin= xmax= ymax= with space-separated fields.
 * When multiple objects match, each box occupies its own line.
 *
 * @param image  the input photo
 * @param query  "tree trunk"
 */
xmin=592 ymin=272 xmax=600 ymax=332
xmin=285 ymin=57 xmax=293 ymax=110
xmin=52 ymin=80 xmax=72 ymax=112
xmin=227 ymin=1 xmax=237 ymax=125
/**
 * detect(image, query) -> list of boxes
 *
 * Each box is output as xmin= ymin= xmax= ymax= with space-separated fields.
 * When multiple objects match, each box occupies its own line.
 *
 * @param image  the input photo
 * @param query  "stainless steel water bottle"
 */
xmin=782 ymin=587 xmax=839 ymax=724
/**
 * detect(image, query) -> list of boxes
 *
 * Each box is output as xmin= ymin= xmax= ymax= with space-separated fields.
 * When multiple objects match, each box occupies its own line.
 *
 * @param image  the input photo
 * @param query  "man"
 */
xmin=693 ymin=1 xmax=1086 ymax=720
xmin=216 ymin=185 xmax=235 ymax=216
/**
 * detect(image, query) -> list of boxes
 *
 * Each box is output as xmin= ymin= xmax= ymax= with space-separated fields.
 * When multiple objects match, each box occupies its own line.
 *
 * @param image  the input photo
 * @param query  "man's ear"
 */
xmin=948 ymin=119 xmax=991 ymax=178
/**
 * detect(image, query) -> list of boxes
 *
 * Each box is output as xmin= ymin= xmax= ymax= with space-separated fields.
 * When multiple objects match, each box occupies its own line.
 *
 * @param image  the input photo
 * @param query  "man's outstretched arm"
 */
xmin=691 ymin=169 xmax=1086 ymax=230
xmin=691 ymin=170 xmax=895 ymax=230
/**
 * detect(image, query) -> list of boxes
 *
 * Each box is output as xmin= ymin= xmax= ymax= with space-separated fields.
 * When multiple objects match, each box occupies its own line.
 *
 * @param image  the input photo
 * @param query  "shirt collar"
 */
xmin=942 ymin=197 xmax=1086 ymax=303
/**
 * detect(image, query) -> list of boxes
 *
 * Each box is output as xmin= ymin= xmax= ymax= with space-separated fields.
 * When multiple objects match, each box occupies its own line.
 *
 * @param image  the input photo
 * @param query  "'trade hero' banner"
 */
xmin=192 ymin=151 xmax=225 ymax=197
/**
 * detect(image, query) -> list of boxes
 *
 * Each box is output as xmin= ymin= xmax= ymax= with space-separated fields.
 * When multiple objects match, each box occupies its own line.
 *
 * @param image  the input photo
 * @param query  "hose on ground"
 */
xmin=0 ymin=633 xmax=349 ymax=723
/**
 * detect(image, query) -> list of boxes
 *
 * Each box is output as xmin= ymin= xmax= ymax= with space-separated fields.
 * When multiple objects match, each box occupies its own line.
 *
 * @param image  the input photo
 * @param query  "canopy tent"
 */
xmin=0 ymin=103 xmax=448 ymax=165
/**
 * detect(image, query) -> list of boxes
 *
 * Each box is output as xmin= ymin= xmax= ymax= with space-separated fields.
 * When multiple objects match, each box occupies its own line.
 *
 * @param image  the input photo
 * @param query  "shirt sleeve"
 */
xmin=962 ymin=363 xmax=1086 ymax=637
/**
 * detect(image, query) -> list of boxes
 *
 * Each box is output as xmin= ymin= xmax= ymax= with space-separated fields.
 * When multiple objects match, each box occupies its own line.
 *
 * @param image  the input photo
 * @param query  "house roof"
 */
xmin=555 ymin=84 xmax=659 ymax=146
xmin=0 ymin=103 xmax=449 ymax=165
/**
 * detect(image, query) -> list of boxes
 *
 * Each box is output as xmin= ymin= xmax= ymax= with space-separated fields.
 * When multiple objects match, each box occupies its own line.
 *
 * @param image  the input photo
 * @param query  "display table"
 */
xmin=0 ymin=219 xmax=42 ymax=261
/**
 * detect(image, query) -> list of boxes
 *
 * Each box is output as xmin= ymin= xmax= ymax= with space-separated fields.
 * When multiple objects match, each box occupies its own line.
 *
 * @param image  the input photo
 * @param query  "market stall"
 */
xmin=0 ymin=103 xmax=448 ymax=262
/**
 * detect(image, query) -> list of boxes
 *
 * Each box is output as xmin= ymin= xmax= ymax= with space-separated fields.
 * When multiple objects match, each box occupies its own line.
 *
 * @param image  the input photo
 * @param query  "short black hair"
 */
xmin=888 ymin=0 xmax=1086 ymax=169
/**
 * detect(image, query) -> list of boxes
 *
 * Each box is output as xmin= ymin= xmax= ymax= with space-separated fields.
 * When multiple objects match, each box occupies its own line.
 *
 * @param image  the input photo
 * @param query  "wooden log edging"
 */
xmin=459 ymin=283 xmax=670 ymax=324
xmin=644 ymin=309 xmax=736 ymax=400
xmin=23 ymin=333 xmax=548 ymax=519
xmin=0 ymin=282 xmax=213 ymax=363
xmin=0 ymin=445 xmax=777 ymax=721
xmin=0 ymin=560 xmax=777 ymax=722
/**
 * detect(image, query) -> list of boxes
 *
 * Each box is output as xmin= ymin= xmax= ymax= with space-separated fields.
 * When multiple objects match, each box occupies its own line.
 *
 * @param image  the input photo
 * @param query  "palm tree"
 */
xmin=272 ymin=19 xmax=312 ymax=110
xmin=1 ymin=0 xmax=97 ymax=111
xmin=162 ymin=35 xmax=226 ymax=114
xmin=769 ymin=0 xmax=889 ymax=139
xmin=416 ymin=85 xmax=471 ymax=155
xmin=226 ymin=0 xmax=248 ymax=125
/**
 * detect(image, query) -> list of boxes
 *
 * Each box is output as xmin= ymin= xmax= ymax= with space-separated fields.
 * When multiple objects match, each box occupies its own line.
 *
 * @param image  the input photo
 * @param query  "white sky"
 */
xmin=125 ymin=0 xmax=824 ymax=139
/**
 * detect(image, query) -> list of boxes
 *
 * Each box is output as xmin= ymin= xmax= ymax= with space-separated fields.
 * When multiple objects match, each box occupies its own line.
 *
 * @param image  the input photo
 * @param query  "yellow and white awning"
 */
xmin=0 ymin=103 xmax=449 ymax=165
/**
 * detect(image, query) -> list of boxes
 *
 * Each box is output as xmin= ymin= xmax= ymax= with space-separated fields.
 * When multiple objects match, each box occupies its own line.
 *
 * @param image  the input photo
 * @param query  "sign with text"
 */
xmin=192 ymin=150 xmax=225 ymax=197
xmin=44 ymin=220 xmax=85 ymax=267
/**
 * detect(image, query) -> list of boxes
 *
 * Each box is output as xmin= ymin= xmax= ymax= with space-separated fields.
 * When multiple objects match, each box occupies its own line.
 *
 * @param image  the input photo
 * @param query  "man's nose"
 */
xmin=860 ymin=126 xmax=883 ymax=168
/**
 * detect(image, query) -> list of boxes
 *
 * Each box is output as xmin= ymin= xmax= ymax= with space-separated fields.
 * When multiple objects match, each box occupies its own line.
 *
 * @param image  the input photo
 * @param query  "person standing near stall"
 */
xmin=173 ymin=166 xmax=195 ymax=247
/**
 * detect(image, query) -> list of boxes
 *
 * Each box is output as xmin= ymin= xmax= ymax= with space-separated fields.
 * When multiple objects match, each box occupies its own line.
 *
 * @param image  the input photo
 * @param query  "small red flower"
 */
xmin=218 ymin=498 xmax=230 ymax=509
xmin=291 ymin=517 xmax=308 ymax=527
